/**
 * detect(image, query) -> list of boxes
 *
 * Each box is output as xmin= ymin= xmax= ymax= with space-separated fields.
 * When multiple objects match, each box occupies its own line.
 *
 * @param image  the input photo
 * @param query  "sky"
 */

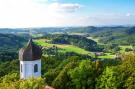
xmin=0 ymin=0 xmax=135 ymax=28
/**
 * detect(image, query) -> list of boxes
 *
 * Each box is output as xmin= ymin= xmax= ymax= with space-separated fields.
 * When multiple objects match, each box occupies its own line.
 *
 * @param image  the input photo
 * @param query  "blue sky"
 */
xmin=58 ymin=0 xmax=135 ymax=15
xmin=0 ymin=0 xmax=135 ymax=28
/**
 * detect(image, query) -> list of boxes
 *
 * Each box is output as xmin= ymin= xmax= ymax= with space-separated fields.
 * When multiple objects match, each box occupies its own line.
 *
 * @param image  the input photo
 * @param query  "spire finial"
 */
xmin=27 ymin=38 xmax=33 ymax=46
xmin=28 ymin=28 xmax=32 ymax=39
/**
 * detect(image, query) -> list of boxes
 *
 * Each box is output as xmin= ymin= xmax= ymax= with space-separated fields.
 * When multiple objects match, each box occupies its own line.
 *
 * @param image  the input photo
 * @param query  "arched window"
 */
xmin=21 ymin=64 xmax=22 ymax=72
xmin=34 ymin=64 xmax=38 ymax=73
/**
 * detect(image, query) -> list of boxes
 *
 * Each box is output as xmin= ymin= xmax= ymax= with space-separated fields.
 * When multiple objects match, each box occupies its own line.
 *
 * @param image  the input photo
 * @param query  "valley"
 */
xmin=0 ymin=27 xmax=134 ymax=89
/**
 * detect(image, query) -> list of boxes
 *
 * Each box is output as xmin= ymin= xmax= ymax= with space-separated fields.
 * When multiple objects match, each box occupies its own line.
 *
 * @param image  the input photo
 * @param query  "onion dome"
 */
xmin=19 ymin=38 xmax=42 ymax=61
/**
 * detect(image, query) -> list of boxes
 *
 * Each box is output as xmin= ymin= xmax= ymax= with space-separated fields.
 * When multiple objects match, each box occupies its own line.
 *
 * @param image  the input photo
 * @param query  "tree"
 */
xmin=68 ymin=60 xmax=96 ymax=89
xmin=52 ymin=59 xmax=79 ymax=89
xmin=96 ymin=67 xmax=120 ymax=89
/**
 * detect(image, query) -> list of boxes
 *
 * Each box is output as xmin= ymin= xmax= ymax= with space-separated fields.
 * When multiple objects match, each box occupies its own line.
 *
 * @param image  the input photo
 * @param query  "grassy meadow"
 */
xmin=34 ymin=39 xmax=94 ymax=57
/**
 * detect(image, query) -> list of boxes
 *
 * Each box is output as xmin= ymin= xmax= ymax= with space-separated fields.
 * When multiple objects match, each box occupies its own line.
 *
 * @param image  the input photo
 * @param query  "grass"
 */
xmin=34 ymin=39 xmax=94 ymax=56
xmin=69 ymin=33 xmax=86 ymax=36
xmin=87 ymin=37 xmax=99 ymax=43
xmin=31 ymin=34 xmax=43 ymax=38
xmin=119 ymin=45 xmax=133 ymax=53
xmin=58 ymin=45 xmax=92 ymax=55
xmin=87 ymin=37 xmax=104 ymax=45
xmin=35 ymin=39 xmax=52 ymax=47
xmin=98 ymin=53 xmax=116 ymax=59
xmin=98 ymin=45 xmax=133 ymax=59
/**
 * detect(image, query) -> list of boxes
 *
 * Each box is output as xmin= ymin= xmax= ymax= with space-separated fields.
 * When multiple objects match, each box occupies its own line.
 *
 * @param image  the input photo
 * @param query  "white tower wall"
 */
xmin=20 ymin=60 xmax=41 ymax=79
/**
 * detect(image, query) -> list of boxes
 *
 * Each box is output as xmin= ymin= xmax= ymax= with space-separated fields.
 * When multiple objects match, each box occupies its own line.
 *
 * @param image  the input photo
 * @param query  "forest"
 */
xmin=0 ymin=27 xmax=135 ymax=89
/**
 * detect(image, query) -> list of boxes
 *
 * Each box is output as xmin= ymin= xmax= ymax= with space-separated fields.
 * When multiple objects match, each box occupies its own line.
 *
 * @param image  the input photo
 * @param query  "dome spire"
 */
xmin=27 ymin=28 xmax=34 ymax=48
xmin=19 ymin=38 xmax=42 ymax=61
xmin=27 ymin=38 xmax=33 ymax=47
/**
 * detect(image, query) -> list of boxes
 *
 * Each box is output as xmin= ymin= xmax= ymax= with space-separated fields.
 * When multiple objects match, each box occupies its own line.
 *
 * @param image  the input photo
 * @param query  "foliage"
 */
xmin=0 ymin=77 xmax=45 ymax=89
xmin=0 ymin=60 xmax=19 ymax=77
xmin=69 ymin=60 xmax=96 ymax=89
xmin=19 ymin=77 xmax=45 ymax=89
xmin=0 ymin=52 xmax=135 ymax=89
xmin=96 ymin=53 xmax=135 ymax=89
xmin=0 ymin=73 xmax=19 ymax=83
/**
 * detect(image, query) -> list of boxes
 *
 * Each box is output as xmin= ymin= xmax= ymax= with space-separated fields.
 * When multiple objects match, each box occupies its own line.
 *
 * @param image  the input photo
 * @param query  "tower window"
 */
xmin=34 ymin=64 xmax=38 ymax=73
xmin=21 ymin=64 xmax=22 ymax=72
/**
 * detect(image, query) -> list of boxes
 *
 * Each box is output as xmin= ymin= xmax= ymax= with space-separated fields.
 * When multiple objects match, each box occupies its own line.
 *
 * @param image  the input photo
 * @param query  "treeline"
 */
xmin=38 ymin=34 xmax=103 ymax=52
xmin=51 ymin=34 xmax=98 ymax=51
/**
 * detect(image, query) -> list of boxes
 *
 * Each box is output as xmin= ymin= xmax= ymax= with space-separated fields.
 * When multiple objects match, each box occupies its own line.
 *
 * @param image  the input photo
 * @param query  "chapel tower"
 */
xmin=19 ymin=38 xmax=42 ymax=79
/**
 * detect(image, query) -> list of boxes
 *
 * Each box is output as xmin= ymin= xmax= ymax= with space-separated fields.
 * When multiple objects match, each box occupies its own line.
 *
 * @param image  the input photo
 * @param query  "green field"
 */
xmin=87 ymin=37 xmax=104 ymax=45
xmin=98 ymin=53 xmax=116 ymax=59
xmin=34 ymin=39 xmax=94 ymax=57
xmin=35 ymin=39 xmax=52 ymax=47
xmin=87 ymin=37 xmax=99 ymax=43
xmin=69 ymin=33 xmax=86 ymax=36
xmin=97 ymin=46 xmax=133 ymax=59
xmin=119 ymin=45 xmax=133 ymax=53
xmin=31 ymin=34 xmax=43 ymax=38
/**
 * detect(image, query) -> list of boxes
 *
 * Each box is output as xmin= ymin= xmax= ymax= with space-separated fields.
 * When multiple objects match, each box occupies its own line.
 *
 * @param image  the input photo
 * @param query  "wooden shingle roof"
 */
xmin=19 ymin=38 xmax=42 ymax=61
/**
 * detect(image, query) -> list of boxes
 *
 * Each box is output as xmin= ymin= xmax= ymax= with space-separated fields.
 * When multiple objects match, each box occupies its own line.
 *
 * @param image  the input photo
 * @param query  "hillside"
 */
xmin=63 ymin=26 xmax=135 ymax=45
xmin=0 ymin=34 xmax=27 ymax=52
xmin=0 ymin=34 xmax=28 ymax=61
xmin=92 ymin=27 xmax=135 ymax=45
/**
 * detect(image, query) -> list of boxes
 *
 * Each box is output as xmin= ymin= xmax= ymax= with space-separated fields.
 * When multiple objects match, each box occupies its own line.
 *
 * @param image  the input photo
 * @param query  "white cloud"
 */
xmin=126 ymin=13 xmax=135 ymax=17
xmin=33 ymin=0 xmax=49 ymax=4
xmin=48 ymin=3 xmax=82 ymax=13
xmin=0 ymin=0 xmax=83 ymax=28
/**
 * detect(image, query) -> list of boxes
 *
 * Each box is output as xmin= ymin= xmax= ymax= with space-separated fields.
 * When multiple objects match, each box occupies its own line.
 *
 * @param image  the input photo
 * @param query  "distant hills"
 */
xmin=0 ymin=26 xmax=134 ymax=34
xmin=126 ymin=27 xmax=135 ymax=34
xmin=0 ymin=28 xmax=28 ymax=34
xmin=0 ymin=26 xmax=135 ymax=45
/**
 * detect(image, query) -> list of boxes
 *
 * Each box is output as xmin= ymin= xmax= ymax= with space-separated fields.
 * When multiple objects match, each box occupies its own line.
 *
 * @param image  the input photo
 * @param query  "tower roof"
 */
xmin=19 ymin=38 xmax=42 ymax=61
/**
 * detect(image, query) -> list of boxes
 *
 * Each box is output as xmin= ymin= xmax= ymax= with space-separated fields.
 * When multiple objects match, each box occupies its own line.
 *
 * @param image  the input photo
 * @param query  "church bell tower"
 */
xmin=19 ymin=38 xmax=42 ymax=79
